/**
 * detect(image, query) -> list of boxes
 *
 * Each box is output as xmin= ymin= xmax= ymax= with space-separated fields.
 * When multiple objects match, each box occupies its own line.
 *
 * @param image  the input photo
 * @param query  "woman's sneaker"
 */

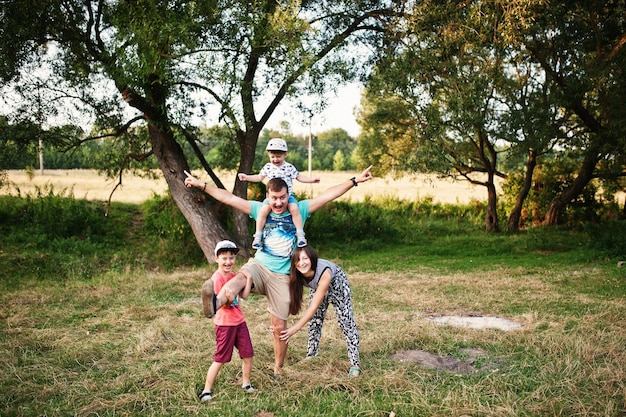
xmin=198 ymin=390 xmax=213 ymax=402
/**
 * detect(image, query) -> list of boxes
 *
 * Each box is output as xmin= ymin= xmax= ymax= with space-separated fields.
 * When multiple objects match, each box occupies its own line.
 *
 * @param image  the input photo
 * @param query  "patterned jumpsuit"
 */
xmin=304 ymin=259 xmax=360 ymax=369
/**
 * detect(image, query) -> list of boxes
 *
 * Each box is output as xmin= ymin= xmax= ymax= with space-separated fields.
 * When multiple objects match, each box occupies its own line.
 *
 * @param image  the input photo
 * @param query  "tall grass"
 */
xmin=1 ymin=191 xmax=625 ymax=416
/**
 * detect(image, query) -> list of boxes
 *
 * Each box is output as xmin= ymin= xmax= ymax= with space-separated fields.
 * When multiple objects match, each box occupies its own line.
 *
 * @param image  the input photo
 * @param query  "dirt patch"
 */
xmin=392 ymin=348 xmax=488 ymax=373
xmin=391 ymin=315 xmax=520 ymax=372
xmin=428 ymin=315 xmax=522 ymax=331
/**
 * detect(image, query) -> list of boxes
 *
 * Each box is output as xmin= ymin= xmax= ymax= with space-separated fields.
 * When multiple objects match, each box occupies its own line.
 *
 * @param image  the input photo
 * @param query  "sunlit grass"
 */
xmin=2 ymin=257 xmax=625 ymax=416
xmin=1 ymin=176 xmax=625 ymax=416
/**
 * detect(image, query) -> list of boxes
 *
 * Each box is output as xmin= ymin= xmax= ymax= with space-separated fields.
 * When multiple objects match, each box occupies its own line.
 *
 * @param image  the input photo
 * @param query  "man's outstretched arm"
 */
xmin=184 ymin=171 xmax=252 ymax=215
xmin=308 ymin=166 xmax=373 ymax=214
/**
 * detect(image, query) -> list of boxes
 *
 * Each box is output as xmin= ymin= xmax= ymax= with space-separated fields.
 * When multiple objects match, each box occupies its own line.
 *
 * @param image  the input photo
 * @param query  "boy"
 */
xmin=199 ymin=240 xmax=256 ymax=402
xmin=238 ymin=138 xmax=320 ymax=250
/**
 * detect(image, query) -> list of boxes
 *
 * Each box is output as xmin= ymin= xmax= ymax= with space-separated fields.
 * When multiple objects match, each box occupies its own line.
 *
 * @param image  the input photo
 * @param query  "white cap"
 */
xmin=214 ymin=240 xmax=239 ymax=256
xmin=266 ymin=138 xmax=288 ymax=152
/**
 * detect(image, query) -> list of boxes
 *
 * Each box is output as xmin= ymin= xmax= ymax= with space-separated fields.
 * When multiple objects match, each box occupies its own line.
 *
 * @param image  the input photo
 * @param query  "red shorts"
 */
xmin=214 ymin=322 xmax=254 ymax=363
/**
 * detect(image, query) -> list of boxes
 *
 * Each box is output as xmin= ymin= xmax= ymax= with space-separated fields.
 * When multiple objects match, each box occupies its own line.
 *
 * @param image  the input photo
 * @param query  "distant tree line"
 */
xmin=0 ymin=116 xmax=356 ymax=173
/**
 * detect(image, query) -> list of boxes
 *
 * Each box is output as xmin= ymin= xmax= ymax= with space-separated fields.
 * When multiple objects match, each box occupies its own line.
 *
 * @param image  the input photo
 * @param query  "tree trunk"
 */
xmin=507 ymin=148 xmax=537 ymax=232
xmin=231 ymin=129 xmax=260 ymax=248
xmin=543 ymin=151 xmax=600 ymax=226
xmin=148 ymin=124 xmax=230 ymax=262
xmin=485 ymin=176 xmax=500 ymax=232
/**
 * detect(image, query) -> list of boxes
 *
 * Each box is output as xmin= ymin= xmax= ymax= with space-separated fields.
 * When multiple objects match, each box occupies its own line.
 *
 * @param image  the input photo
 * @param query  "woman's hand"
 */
xmin=279 ymin=327 xmax=297 ymax=342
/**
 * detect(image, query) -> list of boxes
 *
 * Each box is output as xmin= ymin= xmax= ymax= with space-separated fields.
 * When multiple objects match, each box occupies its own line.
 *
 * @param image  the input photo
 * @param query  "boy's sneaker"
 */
xmin=198 ymin=390 xmax=213 ymax=402
xmin=252 ymin=233 xmax=263 ymax=250
xmin=201 ymin=279 xmax=216 ymax=318
xmin=296 ymin=233 xmax=307 ymax=248
xmin=242 ymin=384 xmax=257 ymax=393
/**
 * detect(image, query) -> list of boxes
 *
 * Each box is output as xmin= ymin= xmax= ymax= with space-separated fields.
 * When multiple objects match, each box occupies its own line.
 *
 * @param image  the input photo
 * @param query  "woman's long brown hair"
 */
xmin=289 ymin=246 xmax=319 ymax=315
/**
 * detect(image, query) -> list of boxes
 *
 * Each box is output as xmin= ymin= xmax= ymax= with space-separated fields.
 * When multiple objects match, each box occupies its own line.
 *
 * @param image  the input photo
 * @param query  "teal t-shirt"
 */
xmin=250 ymin=199 xmax=311 ymax=274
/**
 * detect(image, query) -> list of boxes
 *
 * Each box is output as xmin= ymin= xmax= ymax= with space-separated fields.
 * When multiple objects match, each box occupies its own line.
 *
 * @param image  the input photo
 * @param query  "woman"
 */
xmin=280 ymin=246 xmax=361 ymax=377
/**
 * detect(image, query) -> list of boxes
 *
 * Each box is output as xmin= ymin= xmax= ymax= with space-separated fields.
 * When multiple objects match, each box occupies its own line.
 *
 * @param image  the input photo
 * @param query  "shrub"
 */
xmin=584 ymin=220 xmax=626 ymax=258
xmin=141 ymin=193 xmax=205 ymax=267
xmin=306 ymin=196 xmax=486 ymax=251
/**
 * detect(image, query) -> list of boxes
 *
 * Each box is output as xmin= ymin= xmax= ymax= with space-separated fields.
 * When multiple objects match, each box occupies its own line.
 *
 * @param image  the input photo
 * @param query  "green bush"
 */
xmin=0 ymin=189 xmax=130 ymax=288
xmin=0 ymin=185 xmax=110 ymax=240
xmin=584 ymin=220 xmax=626 ymax=258
xmin=306 ymin=196 xmax=486 ymax=251
xmin=2 ymin=189 xmax=622 ymax=291
xmin=141 ymin=193 xmax=205 ymax=267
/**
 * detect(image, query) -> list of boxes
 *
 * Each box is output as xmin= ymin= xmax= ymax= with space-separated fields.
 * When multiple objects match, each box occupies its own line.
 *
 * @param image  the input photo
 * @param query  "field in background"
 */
xmin=2 ymin=169 xmax=503 ymax=204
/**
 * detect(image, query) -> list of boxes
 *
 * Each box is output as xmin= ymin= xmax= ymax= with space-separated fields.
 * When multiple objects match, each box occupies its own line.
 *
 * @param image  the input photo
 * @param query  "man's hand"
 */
xmin=354 ymin=165 xmax=373 ymax=185
xmin=184 ymin=170 xmax=200 ymax=188
xmin=307 ymin=165 xmax=375 ymax=214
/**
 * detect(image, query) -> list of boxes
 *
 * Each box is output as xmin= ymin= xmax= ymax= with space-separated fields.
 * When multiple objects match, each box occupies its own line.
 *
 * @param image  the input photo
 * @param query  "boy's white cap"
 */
xmin=266 ymin=138 xmax=288 ymax=152
xmin=214 ymin=240 xmax=239 ymax=255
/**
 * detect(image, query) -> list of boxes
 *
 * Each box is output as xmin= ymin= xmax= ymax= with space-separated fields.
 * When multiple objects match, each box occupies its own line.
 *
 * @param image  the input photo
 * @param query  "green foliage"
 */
xmin=0 ymin=187 xmax=130 ymax=288
xmin=0 ymin=190 xmax=206 ymax=290
xmin=257 ymin=128 xmax=357 ymax=173
xmin=0 ymin=185 xmax=109 ymax=239
xmin=2 ymin=189 xmax=622 ymax=292
xmin=142 ymin=193 xmax=193 ymax=242
xmin=141 ymin=193 xmax=205 ymax=266
xmin=0 ymin=116 xmax=41 ymax=169
xmin=306 ymin=196 xmax=487 ymax=252
xmin=584 ymin=221 xmax=626 ymax=258
xmin=501 ymin=153 xmax=615 ymax=226
xmin=202 ymin=125 xmax=241 ymax=170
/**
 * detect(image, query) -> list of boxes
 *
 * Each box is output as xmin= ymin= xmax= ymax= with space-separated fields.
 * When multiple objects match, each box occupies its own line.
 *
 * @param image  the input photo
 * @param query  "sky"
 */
xmin=264 ymin=82 xmax=363 ymax=138
xmin=1 ymin=67 xmax=365 ymax=138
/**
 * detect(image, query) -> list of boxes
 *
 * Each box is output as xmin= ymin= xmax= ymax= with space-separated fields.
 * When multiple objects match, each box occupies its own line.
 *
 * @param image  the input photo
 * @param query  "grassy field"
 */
xmin=2 ymin=242 xmax=625 ymax=416
xmin=1 ymin=171 xmax=625 ymax=416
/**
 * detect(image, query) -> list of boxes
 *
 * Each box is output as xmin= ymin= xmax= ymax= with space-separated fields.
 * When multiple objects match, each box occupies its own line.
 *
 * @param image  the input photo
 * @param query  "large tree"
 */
xmin=0 ymin=0 xmax=396 ymax=260
xmin=358 ymin=1 xmax=522 ymax=232
xmin=517 ymin=0 xmax=626 ymax=225
xmin=358 ymin=0 xmax=626 ymax=229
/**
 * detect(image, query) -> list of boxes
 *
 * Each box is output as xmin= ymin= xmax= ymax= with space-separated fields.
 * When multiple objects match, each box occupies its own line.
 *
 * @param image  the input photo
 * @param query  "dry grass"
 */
xmin=2 ymin=262 xmax=624 ymax=416
xmin=2 ymin=168 xmax=625 ymax=416
xmin=2 ymin=169 xmax=503 ymax=204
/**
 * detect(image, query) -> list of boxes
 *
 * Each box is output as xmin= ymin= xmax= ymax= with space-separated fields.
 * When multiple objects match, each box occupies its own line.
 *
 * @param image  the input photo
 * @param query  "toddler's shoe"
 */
xmin=252 ymin=233 xmax=263 ymax=250
xmin=296 ymin=232 xmax=307 ymax=248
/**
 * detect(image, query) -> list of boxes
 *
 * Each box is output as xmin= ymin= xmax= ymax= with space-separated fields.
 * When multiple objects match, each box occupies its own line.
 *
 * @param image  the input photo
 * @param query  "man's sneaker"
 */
xmin=252 ymin=233 xmax=263 ymax=250
xmin=198 ymin=390 xmax=213 ymax=402
xmin=242 ymin=384 xmax=257 ymax=393
xmin=296 ymin=233 xmax=307 ymax=248
xmin=201 ymin=279 xmax=216 ymax=318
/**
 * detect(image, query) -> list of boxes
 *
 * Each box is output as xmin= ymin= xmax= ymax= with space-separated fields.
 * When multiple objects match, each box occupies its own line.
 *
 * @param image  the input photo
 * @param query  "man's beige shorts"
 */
xmin=240 ymin=258 xmax=290 ymax=321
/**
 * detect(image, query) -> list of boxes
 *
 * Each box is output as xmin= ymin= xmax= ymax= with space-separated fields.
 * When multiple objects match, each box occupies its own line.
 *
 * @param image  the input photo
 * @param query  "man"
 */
xmin=184 ymin=166 xmax=373 ymax=378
